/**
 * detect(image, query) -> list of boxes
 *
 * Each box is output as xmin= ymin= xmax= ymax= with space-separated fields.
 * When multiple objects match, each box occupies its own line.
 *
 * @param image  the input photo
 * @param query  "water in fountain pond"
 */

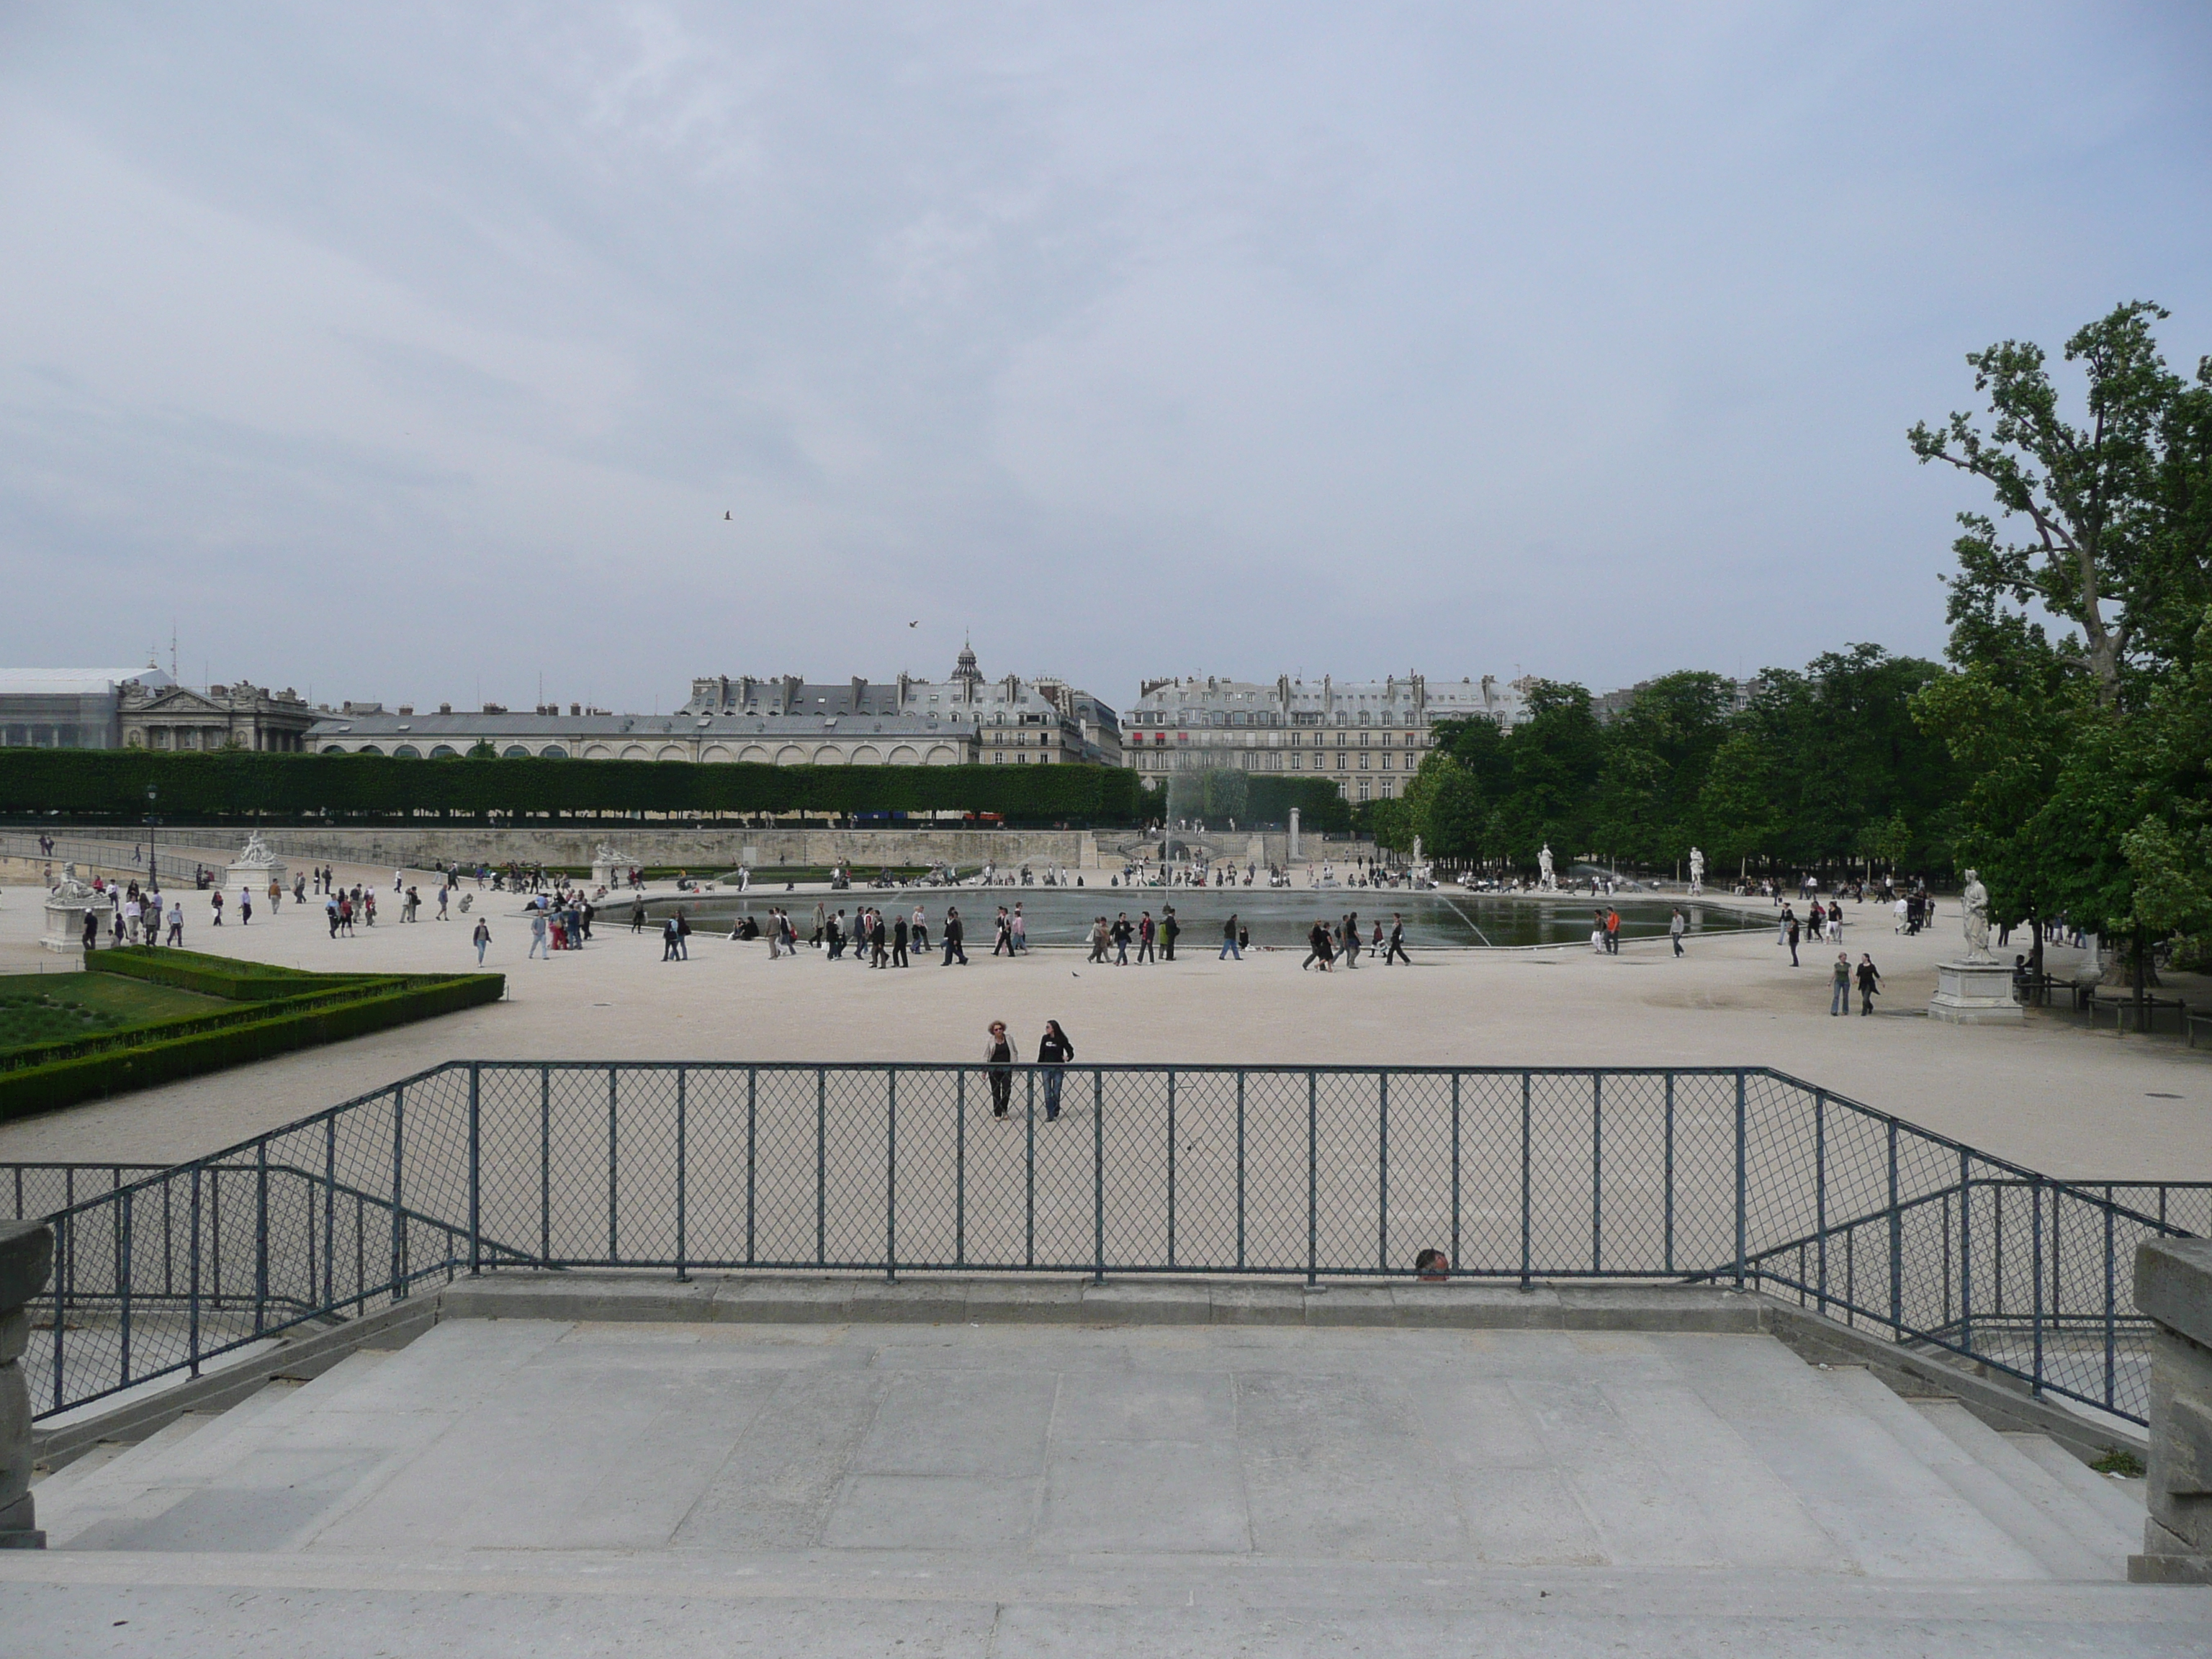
xmin=634 ymin=888 xmax=1761 ymax=950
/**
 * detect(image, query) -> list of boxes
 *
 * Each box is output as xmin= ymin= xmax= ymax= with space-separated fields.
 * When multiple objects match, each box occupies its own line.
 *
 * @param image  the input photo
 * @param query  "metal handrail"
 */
xmin=6 ymin=1060 xmax=2196 ymax=1426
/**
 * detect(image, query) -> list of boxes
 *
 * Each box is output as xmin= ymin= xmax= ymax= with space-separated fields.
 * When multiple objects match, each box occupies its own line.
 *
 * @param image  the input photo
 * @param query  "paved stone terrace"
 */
xmin=9 ymin=1301 xmax=2208 ymax=1656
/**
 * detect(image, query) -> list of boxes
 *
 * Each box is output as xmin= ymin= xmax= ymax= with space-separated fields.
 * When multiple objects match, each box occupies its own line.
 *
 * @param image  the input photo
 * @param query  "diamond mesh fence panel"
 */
xmin=8 ymin=1062 xmax=2198 ymax=1424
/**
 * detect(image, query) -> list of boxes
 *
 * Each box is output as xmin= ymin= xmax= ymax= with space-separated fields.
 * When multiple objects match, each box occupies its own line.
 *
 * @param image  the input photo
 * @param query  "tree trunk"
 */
xmin=2134 ymin=926 xmax=2150 ymax=1031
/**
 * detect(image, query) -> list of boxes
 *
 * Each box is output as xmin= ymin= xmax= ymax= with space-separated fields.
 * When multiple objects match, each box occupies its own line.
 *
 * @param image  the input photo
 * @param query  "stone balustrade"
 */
xmin=1 ymin=1220 xmax=55 ymax=1550
xmin=2132 ymin=1234 xmax=2212 ymax=1583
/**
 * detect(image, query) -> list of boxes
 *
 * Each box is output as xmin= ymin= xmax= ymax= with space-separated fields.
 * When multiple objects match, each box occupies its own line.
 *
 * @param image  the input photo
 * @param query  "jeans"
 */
xmin=1671 ymin=932 xmax=1683 ymax=957
xmin=477 ymin=941 xmax=488 ymax=964
xmin=1220 ymin=940 xmax=1241 ymax=959
xmin=1043 ymin=1069 xmax=1064 ymax=1120
xmin=1830 ymin=979 xmax=1849 ymax=1015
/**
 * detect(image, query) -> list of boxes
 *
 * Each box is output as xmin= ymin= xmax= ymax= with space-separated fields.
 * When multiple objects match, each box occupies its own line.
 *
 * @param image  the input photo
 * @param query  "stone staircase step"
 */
xmin=1817 ymin=1367 xmax=2116 ymax=1580
xmin=3 ymin=1550 xmax=2210 ymax=1657
xmin=1908 ymin=1403 xmax=2136 ymax=1568
xmin=36 ymin=1355 xmax=394 ymax=1550
xmin=25 ymin=1439 xmax=129 ymax=1501
xmin=2004 ymin=1432 xmax=2149 ymax=1539
xmin=1667 ymin=1341 xmax=2050 ymax=1579
xmin=45 ymin=1351 xmax=418 ymax=1554
xmin=145 ymin=1352 xmax=395 ymax=1485
xmin=30 ymin=1411 xmax=226 ymax=1545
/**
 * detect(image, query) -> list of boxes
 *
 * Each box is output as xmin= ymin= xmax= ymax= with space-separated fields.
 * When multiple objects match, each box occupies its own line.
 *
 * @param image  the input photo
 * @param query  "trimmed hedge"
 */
xmin=85 ymin=946 xmax=380 ymax=1003
xmin=0 ymin=749 xmax=1147 ymax=826
xmin=6 ymin=974 xmax=420 ymax=1072
xmin=0 ymin=971 xmax=504 ymax=1123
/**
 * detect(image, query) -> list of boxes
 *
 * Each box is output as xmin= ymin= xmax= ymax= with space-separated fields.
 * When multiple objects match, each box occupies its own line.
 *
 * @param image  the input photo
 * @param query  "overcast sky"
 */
xmin=4 ymin=4 xmax=2208 ymax=715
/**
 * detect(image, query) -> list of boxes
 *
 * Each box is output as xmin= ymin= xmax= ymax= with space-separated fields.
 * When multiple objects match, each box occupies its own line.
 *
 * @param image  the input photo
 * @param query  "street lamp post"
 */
xmin=145 ymin=783 xmax=158 ymax=901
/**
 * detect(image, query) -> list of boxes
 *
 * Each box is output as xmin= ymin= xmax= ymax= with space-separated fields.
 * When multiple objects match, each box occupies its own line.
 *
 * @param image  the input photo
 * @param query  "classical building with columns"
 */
xmin=120 ymin=678 xmax=317 ymax=752
xmin=1120 ymin=673 xmax=1531 ymax=803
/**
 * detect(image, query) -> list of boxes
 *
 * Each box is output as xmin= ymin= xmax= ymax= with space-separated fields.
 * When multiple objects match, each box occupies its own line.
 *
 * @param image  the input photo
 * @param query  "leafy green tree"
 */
xmin=1424 ymin=755 xmax=1490 ymax=863
xmin=1495 ymin=681 xmax=1603 ymax=868
xmin=1591 ymin=671 xmax=1733 ymax=868
xmin=1361 ymin=796 xmax=1414 ymax=853
xmin=1908 ymin=300 xmax=2200 ymax=704
xmin=1739 ymin=646 xmax=1953 ymax=872
xmin=1911 ymin=606 xmax=2082 ymax=970
xmin=1910 ymin=304 xmax=2212 ymax=976
xmin=1694 ymin=729 xmax=1783 ymax=878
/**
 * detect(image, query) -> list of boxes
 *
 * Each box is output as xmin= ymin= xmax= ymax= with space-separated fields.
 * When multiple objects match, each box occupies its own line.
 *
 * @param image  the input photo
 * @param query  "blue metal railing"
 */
xmin=6 ymin=1061 xmax=2202 ymax=1425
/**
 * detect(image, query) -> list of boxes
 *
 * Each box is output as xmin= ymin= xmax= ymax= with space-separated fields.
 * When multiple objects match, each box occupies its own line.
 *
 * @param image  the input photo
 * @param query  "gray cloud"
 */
xmin=1 ymin=2 xmax=2208 ymax=711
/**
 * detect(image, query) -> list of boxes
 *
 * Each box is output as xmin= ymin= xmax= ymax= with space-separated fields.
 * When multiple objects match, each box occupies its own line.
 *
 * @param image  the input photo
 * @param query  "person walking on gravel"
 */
xmin=1038 ymin=1020 xmax=1074 ymax=1120
xmin=1856 ymin=953 xmax=1882 ymax=1016
xmin=1385 ymin=914 xmax=1411 ymax=966
xmin=986 ymin=1021 xmax=1015 ymax=1118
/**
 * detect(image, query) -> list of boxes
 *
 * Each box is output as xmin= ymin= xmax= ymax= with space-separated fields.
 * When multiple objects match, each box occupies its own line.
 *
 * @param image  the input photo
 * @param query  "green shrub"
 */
xmin=0 ymin=973 xmax=505 ymax=1123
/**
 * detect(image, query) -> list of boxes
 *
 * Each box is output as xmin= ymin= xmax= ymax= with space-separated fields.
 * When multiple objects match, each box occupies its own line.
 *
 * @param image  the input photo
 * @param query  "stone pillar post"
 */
xmin=1287 ymin=808 xmax=1301 ymax=862
xmin=1 ymin=1220 xmax=55 ymax=1549
xmin=2131 ymin=1235 xmax=2212 ymax=1583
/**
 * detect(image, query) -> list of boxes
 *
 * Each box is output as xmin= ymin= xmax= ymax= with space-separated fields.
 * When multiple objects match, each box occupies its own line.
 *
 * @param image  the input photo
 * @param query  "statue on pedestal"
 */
xmin=1688 ymin=847 xmax=1705 ymax=896
xmin=232 ymin=832 xmax=279 ymax=870
xmin=1960 ymin=868 xmax=1993 ymax=963
xmin=42 ymin=863 xmax=99 ymax=953
xmin=1537 ymin=843 xmax=1555 ymax=891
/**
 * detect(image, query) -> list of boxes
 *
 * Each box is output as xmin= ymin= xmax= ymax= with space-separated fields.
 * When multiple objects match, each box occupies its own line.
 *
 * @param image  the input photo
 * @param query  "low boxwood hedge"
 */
xmin=84 ymin=946 xmax=378 ymax=1004
xmin=0 ymin=972 xmax=504 ymax=1123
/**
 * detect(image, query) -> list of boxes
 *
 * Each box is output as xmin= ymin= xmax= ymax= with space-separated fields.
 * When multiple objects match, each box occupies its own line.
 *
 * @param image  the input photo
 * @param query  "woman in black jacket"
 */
xmin=986 ymin=1021 xmax=1015 ymax=1118
xmin=1038 ymin=1020 xmax=1074 ymax=1120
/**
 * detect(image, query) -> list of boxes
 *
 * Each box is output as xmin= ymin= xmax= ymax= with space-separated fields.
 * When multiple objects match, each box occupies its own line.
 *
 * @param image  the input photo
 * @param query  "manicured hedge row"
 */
xmin=2 ymin=974 xmax=433 ymax=1074
xmin=85 ymin=946 xmax=380 ymax=1003
xmin=0 ymin=973 xmax=505 ymax=1123
xmin=0 ymin=749 xmax=1148 ymax=825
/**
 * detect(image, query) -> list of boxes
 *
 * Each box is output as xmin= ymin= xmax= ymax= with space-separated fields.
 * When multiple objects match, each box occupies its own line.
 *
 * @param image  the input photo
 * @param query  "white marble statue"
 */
xmin=1537 ymin=843 xmax=1555 ymax=891
xmin=1960 ymin=868 xmax=1993 ymax=963
xmin=1688 ymin=847 xmax=1705 ymax=896
xmin=233 ymin=831 xmax=279 ymax=869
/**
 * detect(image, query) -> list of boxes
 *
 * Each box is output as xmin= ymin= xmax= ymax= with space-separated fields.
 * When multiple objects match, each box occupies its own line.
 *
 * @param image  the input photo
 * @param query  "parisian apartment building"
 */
xmin=1120 ymin=674 xmax=1533 ymax=804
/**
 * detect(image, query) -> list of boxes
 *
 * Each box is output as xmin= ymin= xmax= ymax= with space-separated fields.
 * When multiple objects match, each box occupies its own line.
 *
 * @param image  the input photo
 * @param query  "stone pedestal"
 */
xmin=1 ymin=1220 xmax=54 ymax=1549
xmin=40 ymin=867 xmax=98 ymax=954
xmin=2131 ymin=1236 xmax=2212 ymax=1583
xmin=226 ymin=858 xmax=286 ymax=897
xmin=1927 ymin=960 xmax=2023 ymax=1025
